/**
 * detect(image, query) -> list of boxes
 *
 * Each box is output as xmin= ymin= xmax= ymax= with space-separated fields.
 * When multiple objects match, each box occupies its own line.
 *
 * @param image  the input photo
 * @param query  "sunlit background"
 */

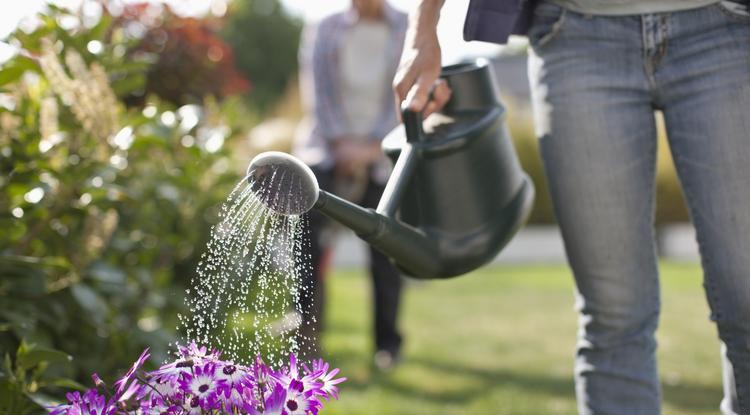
xmin=0 ymin=1 xmax=714 ymax=414
xmin=0 ymin=0 xmax=504 ymax=64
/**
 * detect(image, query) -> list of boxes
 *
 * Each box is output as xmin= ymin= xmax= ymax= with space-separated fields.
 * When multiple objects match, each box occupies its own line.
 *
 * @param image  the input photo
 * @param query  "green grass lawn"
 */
xmin=320 ymin=262 xmax=723 ymax=415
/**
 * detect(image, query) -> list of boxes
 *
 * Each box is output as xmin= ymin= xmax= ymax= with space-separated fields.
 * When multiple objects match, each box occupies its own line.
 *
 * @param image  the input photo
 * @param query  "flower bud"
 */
xmin=91 ymin=373 xmax=106 ymax=388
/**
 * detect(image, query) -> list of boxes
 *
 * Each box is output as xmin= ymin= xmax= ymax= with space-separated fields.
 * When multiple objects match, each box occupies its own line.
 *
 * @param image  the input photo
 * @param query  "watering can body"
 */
xmin=313 ymin=60 xmax=534 ymax=279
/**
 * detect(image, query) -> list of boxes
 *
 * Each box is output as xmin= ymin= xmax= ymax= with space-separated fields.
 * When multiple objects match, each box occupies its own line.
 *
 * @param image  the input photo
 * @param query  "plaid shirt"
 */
xmin=293 ymin=3 xmax=408 ymax=169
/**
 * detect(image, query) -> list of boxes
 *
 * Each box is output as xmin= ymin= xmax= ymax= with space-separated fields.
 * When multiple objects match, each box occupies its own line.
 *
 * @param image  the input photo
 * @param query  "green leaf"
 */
xmin=88 ymin=13 xmax=112 ymax=41
xmin=3 ymin=354 xmax=15 ymax=381
xmin=0 ymin=310 xmax=37 ymax=339
xmin=0 ymin=273 xmax=45 ymax=296
xmin=108 ymin=60 xmax=151 ymax=75
xmin=8 ymin=22 xmax=54 ymax=53
xmin=70 ymin=284 xmax=108 ymax=325
xmin=111 ymin=75 xmax=146 ymax=97
xmin=129 ymin=134 xmax=170 ymax=151
xmin=88 ymin=262 xmax=126 ymax=285
xmin=0 ymin=255 xmax=70 ymax=271
xmin=47 ymin=377 xmax=86 ymax=391
xmin=0 ymin=379 xmax=28 ymax=414
xmin=0 ymin=255 xmax=71 ymax=296
xmin=0 ymin=56 xmax=39 ymax=87
xmin=26 ymin=391 xmax=60 ymax=411
xmin=16 ymin=344 xmax=72 ymax=372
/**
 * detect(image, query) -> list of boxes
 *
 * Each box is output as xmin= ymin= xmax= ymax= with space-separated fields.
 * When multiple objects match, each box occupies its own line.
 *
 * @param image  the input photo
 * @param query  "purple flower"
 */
xmin=307 ymin=359 xmax=346 ymax=401
xmin=113 ymin=348 xmax=150 ymax=400
xmin=48 ymin=405 xmax=67 ymax=415
xmin=49 ymin=389 xmax=115 ymax=415
xmin=146 ymin=358 xmax=193 ymax=386
xmin=178 ymin=342 xmax=221 ymax=361
xmin=91 ymin=373 xmax=105 ymax=388
xmin=216 ymin=362 xmax=248 ymax=387
xmin=178 ymin=362 xmax=221 ymax=409
xmin=144 ymin=375 xmax=183 ymax=408
xmin=281 ymin=388 xmax=320 ymax=415
xmin=140 ymin=402 xmax=183 ymax=415
xmin=272 ymin=354 xmax=323 ymax=396
xmin=246 ymin=382 xmax=285 ymax=415
xmin=251 ymin=356 xmax=271 ymax=382
xmin=221 ymin=384 xmax=250 ymax=413
xmin=147 ymin=343 xmax=221 ymax=389
xmin=249 ymin=356 xmax=275 ymax=400
xmin=213 ymin=363 xmax=252 ymax=412
xmin=50 ymin=345 xmax=344 ymax=415
xmin=184 ymin=395 xmax=204 ymax=415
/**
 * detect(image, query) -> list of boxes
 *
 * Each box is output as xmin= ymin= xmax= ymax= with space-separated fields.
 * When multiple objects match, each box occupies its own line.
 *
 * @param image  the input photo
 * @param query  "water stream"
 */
xmin=177 ymin=170 xmax=314 ymax=367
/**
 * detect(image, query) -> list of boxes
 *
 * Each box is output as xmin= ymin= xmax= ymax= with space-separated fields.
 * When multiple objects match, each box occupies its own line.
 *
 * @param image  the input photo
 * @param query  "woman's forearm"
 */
xmin=410 ymin=0 xmax=445 ymax=37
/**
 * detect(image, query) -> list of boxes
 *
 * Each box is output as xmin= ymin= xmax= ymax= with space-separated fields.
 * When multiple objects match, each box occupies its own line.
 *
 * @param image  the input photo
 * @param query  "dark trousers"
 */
xmin=298 ymin=166 xmax=403 ymax=355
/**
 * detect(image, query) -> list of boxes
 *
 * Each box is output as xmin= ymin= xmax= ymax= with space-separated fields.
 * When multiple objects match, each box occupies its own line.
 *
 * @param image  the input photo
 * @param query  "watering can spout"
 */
xmin=247 ymin=59 xmax=535 ymax=279
xmin=313 ymin=191 xmax=442 ymax=278
xmin=245 ymin=151 xmax=442 ymax=278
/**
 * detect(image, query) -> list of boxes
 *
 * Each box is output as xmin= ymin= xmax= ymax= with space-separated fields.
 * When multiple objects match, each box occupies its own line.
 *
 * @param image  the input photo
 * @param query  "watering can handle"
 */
xmin=401 ymin=106 xmax=425 ymax=143
xmin=375 ymin=106 xmax=424 ymax=217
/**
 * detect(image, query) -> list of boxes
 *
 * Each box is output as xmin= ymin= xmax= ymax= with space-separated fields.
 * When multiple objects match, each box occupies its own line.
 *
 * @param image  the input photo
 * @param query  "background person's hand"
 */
xmin=333 ymin=139 xmax=382 ymax=176
xmin=393 ymin=0 xmax=451 ymax=116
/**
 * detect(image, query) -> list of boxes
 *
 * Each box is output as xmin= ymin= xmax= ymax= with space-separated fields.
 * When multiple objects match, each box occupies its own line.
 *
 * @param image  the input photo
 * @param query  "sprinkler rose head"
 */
xmin=246 ymin=151 xmax=320 ymax=216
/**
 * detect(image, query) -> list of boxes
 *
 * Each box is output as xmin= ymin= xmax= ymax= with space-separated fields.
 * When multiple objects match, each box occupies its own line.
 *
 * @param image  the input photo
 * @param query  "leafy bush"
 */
xmin=119 ymin=3 xmax=250 ymax=106
xmin=0 ymin=5 xmax=247 ymax=411
xmin=0 ymin=341 xmax=81 ymax=415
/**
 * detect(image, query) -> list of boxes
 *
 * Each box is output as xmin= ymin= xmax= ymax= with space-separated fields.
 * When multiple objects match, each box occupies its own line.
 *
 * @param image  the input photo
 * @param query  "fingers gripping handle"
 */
xmin=401 ymin=105 xmax=425 ymax=143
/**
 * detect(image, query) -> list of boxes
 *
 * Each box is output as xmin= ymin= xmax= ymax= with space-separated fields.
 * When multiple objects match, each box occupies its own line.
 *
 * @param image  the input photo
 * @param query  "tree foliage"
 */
xmin=120 ymin=3 xmax=251 ymax=106
xmin=220 ymin=0 xmax=302 ymax=113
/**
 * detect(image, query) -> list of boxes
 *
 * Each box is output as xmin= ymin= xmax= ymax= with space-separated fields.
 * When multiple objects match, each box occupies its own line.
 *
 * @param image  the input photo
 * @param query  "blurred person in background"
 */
xmin=394 ymin=0 xmax=750 ymax=413
xmin=292 ymin=0 xmax=408 ymax=370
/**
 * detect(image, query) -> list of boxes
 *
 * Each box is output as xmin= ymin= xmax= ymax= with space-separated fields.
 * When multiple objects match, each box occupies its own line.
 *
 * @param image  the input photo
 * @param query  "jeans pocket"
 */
xmin=716 ymin=0 xmax=750 ymax=22
xmin=528 ymin=2 xmax=568 ymax=48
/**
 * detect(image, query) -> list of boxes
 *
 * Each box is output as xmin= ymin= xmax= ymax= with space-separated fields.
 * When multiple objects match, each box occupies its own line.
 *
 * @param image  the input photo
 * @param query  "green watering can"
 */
xmin=247 ymin=59 xmax=534 ymax=279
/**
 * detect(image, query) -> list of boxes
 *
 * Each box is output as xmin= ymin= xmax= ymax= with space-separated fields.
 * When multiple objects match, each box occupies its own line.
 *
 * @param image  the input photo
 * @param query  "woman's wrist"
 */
xmin=410 ymin=0 xmax=444 ymax=37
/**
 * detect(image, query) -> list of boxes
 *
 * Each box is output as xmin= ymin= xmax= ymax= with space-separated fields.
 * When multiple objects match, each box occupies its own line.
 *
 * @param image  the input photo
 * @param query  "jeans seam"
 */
xmin=641 ymin=16 xmax=657 ymax=89
xmin=656 ymin=15 xmax=669 ymax=69
xmin=676 ymin=155 xmax=723 ymax=320
xmin=648 ymin=130 xmax=660 ymax=319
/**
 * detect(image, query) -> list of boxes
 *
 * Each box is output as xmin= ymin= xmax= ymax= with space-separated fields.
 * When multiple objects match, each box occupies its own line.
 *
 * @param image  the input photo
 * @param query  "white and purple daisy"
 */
xmin=183 ymin=395 xmax=204 ymax=415
xmin=146 ymin=356 xmax=195 ymax=387
xmin=245 ymin=382 xmax=285 ymax=415
xmin=272 ymin=354 xmax=323 ymax=396
xmin=50 ymin=344 xmax=345 ymax=415
xmin=216 ymin=361 xmax=251 ymax=395
xmin=178 ymin=342 xmax=221 ymax=361
xmin=281 ymin=388 xmax=320 ymax=415
xmin=307 ymin=359 xmax=347 ymax=401
xmin=178 ymin=362 xmax=221 ymax=409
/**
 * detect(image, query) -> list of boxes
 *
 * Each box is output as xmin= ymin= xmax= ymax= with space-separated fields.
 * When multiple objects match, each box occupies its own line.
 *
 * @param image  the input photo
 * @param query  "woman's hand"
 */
xmin=393 ymin=0 xmax=451 ymax=116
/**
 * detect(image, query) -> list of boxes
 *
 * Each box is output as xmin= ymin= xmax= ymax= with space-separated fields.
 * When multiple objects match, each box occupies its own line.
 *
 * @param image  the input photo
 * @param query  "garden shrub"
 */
xmin=0 ymin=4 xmax=250 ymax=412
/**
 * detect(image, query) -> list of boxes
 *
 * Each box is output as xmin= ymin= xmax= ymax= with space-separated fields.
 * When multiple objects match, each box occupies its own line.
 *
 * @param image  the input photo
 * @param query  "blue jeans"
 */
xmin=528 ymin=2 xmax=750 ymax=414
